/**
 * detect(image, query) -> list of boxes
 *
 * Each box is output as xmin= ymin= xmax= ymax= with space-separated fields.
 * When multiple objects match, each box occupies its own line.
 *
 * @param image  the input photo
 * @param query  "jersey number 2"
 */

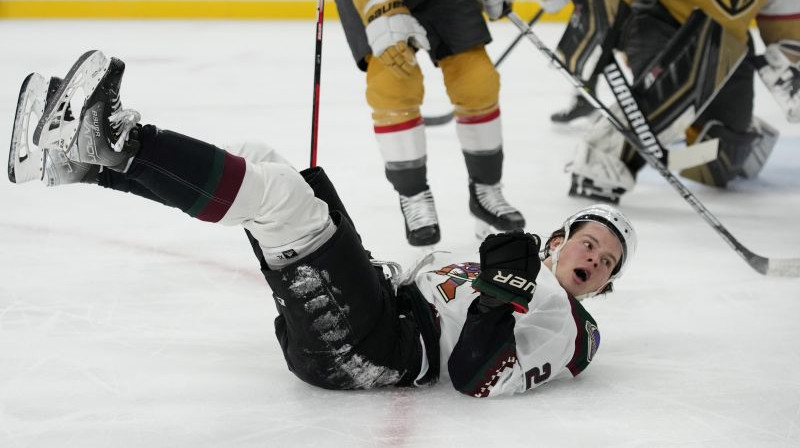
xmin=525 ymin=363 xmax=551 ymax=389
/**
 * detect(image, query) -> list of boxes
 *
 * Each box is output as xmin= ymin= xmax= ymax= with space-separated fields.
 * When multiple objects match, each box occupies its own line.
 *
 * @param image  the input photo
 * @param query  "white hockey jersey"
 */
xmin=414 ymin=257 xmax=600 ymax=398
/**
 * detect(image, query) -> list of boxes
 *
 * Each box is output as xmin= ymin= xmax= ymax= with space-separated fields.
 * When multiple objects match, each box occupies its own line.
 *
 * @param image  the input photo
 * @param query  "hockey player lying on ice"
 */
xmin=9 ymin=50 xmax=637 ymax=398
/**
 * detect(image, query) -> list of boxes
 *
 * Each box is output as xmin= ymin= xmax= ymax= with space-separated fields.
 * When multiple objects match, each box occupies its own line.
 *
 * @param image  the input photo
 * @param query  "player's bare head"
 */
xmin=542 ymin=204 xmax=636 ymax=299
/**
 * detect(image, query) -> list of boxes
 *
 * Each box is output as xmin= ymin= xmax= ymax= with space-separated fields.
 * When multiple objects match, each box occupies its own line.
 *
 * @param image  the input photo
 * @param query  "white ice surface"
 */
xmin=1 ymin=20 xmax=799 ymax=448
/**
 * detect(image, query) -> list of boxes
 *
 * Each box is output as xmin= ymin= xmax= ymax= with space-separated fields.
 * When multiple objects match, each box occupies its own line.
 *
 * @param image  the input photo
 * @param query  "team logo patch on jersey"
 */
xmin=586 ymin=321 xmax=600 ymax=362
xmin=434 ymin=262 xmax=480 ymax=302
xmin=713 ymin=0 xmax=756 ymax=16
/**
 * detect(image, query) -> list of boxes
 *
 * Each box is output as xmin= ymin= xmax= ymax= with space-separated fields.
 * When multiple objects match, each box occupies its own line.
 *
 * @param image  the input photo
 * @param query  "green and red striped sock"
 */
xmin=126 ymin=125 xmax=246 ymax=223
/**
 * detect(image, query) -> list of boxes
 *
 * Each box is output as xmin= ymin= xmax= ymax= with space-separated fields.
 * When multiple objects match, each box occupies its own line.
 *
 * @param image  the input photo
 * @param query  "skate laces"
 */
xmin=473 ymin=183 xmax=517 ymax=216
xmin=108 ymin=92 xmax=140 ymax=153
xmin=400 ymin=190 xmax=438 ymax=231
xmin=372 ymin=250 xmax=443 ymax=290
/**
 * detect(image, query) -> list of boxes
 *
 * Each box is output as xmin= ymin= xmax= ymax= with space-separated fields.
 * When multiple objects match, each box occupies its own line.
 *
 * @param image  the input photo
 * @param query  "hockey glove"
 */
xmin=362 ymin=0 xmax=430 ymax=79
xmin=536 ymin=0 xmax=569 ymax=14
xmin=754 ymin=40 xmax=800 ymax=123
xmin=483 ymin=0 xmax=512 ymax=21
xmin=472 ymin=232 xmax=541 ymax=313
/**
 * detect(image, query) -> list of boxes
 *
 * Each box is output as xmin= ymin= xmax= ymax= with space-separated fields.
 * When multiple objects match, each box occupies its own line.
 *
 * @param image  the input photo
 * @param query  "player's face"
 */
xmin=547 ymin=222 xmax=623 ymax=297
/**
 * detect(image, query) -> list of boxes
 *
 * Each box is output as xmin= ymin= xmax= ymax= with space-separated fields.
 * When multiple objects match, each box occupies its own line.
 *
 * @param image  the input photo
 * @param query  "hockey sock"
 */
xmin=126 ymin=125 xmax=246 ymax=223
xmin=456 ymin=108 xmax=503 ymax=184
xmin=95 ymin=168 xmax=169 ymax=206
xmin=463 ymin=149 xmax=503 ymax=185
xmin=385 ymin=160 xmax=429 ymax=196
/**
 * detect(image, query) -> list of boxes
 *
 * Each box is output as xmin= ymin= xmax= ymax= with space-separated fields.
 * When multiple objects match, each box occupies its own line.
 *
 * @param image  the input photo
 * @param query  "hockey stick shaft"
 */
xmin=507 ymin=11 xmax=800 ymax=277
xmin=309 ymin=0 xmax=325 ymax=168
xmin=422 ymin=9 xmax=545 ymax=127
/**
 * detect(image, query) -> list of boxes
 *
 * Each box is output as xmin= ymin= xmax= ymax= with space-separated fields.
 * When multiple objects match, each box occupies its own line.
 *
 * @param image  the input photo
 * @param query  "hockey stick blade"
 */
xmin=507 ymin=11 xmax=800 ymax=278
xmin=422 ymin=9 xmax=545 ymax=127
xmin=764 ymin=258 xmax=800 ymax=277
xmin=667 ymin=138 xmax=718 ymax=171
xmin=423 ymin=113 xmax=454 ymax=126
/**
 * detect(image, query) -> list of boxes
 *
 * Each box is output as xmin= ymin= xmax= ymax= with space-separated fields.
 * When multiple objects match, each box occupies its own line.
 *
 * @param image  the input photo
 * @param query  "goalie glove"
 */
xmin=536 ymin=0 xmax=569 ymax=14
xmin=754 ymin=40 xmax=800 ymax=123
xmin=472 ymin=232 xmax=542 ymax=313
xmin=483 ymin=0 xmax=512 ymax=21
xmin=362 ymin=0 xmax=430 ymax=79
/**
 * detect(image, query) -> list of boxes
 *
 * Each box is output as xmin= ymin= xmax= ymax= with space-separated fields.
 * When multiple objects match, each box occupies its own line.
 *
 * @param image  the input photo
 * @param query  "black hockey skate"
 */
xmin=568 ymin=173 xmax=626 ymax=204
xmin=469 ymin=180 xmax=525 ymax=239
xmin=399 ymin=189 xmax=441 ymax=246
xmin=550 ymin=94 xmax=598 ymax=128
xmin=35 ymin=50 xmax=141 ymax=172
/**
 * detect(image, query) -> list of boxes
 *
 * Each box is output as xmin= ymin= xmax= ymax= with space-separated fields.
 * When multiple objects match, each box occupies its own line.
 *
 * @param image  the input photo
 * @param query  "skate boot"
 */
xmin=43 ymin=146 xmax=98 ymax=186
xmin=550 ymin=94 xmax=599 ymax=129
xmin=399 ymin=189 xmax=441 ymax=246
xmin=8 ymin=73 xmax=97 ymax=186
xmin=35 ymin=50 xmax=141 ymax=172
xmin=568 ymin=174 xmax=627 ymax=204
xmin=469 ymin=180 xmax=526 ymax=239
xmin=566 ymin=141 xmax=635 ymax=204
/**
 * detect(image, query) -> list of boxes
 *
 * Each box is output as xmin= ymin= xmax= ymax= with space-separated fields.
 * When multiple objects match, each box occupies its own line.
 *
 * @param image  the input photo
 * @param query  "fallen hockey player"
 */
xmin=8 ymin=50 xmax=637 ymax=397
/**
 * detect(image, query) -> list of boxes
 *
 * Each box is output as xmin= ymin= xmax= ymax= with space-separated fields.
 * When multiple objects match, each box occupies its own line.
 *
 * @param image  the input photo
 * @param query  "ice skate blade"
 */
xmin=413 ymin=243 xmax=438 ymax=255
xmin=34 ymin=50 xmax=111 ymax=155
xmin=9 ymin=73 xmax=48 ymax=183
xmin=474 ymin=219 xmax=496 ymax=240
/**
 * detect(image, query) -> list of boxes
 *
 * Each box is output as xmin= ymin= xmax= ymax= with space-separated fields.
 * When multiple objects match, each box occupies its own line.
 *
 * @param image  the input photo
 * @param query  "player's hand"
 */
xmin=755 ymin=40 xmax=800 ymax=123
xmin=473 ymin=232 xmax=542 ymax=313
xmin=483 ymin=0 xmax=512 ymax=21
xmin=364 ymin=1 xmax=429 ymax=79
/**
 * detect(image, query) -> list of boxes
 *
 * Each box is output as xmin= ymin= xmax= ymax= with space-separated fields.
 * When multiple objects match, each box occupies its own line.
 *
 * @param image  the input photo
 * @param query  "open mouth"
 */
xmin=574 ymin=268 xmax=589 ymax=283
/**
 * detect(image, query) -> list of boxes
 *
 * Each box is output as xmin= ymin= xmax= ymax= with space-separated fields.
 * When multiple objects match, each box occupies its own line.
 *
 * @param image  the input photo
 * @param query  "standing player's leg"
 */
xmin=439 ymin=47 xmax=526 ymax=237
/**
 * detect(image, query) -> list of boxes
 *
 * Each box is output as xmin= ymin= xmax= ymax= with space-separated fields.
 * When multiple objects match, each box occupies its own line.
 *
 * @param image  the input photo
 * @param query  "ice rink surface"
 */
xmin=1 ymin=18 xmax=799 ymax=448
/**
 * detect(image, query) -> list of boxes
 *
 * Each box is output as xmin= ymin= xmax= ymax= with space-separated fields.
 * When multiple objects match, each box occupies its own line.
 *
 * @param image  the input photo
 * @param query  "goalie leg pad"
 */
xmin=557 ymin=0 xmax=629 ymax=82
xmin=679 ymin=121 xmax=758 ymax=187
xmin=628 ymin=8 xmax=748 ymax=136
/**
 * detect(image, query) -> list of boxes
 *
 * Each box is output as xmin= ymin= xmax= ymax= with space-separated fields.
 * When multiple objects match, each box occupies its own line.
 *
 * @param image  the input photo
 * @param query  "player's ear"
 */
xmin=548 ymin=236 xmax=564 ymax=252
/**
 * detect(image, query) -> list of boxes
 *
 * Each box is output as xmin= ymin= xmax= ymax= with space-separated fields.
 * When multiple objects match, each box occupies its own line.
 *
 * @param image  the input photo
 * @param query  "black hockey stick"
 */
xmin=309 ymin=0 xmax=325 ymax=167
xmin=422 ymin=9 xmax=545 ymax=127
xmin=507 ymin=11 xmax=800 ymax=277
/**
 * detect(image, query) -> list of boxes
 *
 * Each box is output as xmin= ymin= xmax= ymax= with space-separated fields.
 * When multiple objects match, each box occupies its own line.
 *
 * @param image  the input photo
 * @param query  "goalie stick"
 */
xmin=507 ymin=11 xmax=800 ymax=277
xmin=422 ymin=9 xmax=545 ymax=127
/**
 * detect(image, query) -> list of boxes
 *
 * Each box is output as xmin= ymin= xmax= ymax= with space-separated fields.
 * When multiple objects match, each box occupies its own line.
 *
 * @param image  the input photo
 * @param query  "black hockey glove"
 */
xmin=472 ymin=232 xmax=541 ymax=313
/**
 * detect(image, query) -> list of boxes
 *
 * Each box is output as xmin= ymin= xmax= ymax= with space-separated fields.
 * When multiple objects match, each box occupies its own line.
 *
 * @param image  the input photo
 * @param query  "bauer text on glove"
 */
xmin=472 ymin=232 xmax=542 ymax=313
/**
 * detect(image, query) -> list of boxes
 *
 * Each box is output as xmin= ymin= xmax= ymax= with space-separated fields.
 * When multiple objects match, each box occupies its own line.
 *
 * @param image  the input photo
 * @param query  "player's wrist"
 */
xmin=473 ymin=276 xmax=532 ymax=313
